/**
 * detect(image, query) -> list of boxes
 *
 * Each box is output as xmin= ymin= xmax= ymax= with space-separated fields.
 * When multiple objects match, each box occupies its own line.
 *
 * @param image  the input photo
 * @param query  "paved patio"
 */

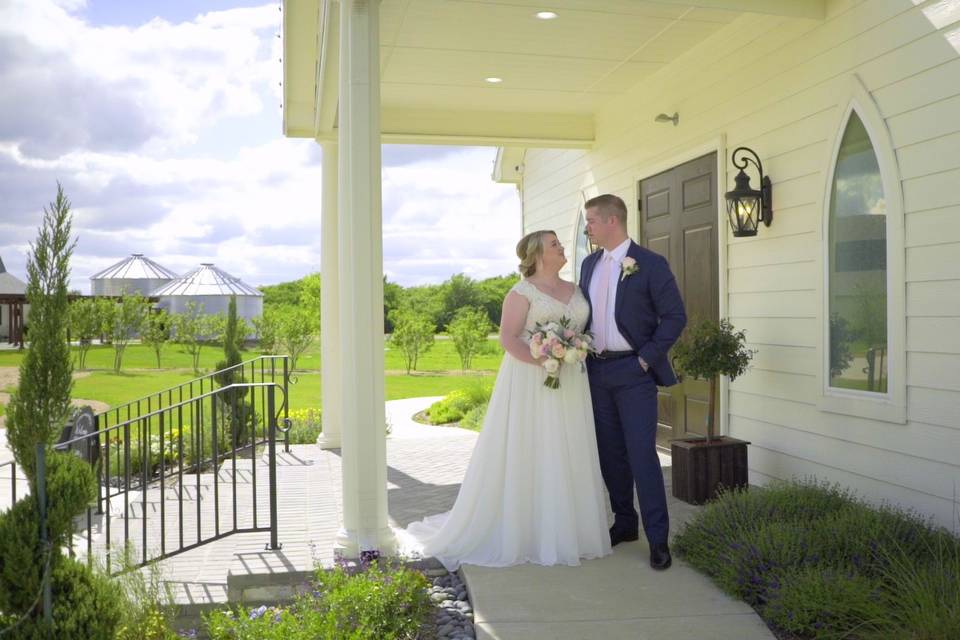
xmin=0 ymin=396 xmax=773 ymax=638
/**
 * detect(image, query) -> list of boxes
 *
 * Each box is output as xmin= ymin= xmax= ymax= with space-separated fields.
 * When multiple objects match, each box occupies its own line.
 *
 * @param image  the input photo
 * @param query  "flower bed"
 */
xmin=673 ymin=481 xmax=960 ymax=639
xmin=202 ymin=556 xmax=433 ymax=640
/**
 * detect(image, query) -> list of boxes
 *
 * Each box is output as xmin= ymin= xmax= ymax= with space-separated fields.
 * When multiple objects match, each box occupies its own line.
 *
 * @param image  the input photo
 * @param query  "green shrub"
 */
xmin=47 ymin=556 xmax=124 ymax=640
xmin=311 ymin=562 xmax=431 ymax=639
xmin=111 ymin=548 xmax=179 ymax=640
xmin=426 ymin=390 xmax=472 ymax=424
xmin=675 ymin=480 xmax=960 ymax=640
xmin=287 ymin=408 xmax=322 ymax=444
xmin=0 ymin=496 xmax=43 ymax=616
xmin=426 ymin=382 xmax=491 ymax=425
xmin=204 ymin=561 xmax=432 ymax=640
xmin=0 ymin=450 xmax=97 ymax=618
xmin=45 ymin=451 xmax=97 ymax=543
xmin=763 ymin=567 xmax=887 ymax=639
xmin=459 ymin=404 xmax=486 ymax=431
xmin=3 ymin=557 xmax=125 ymax=640
xmin=871 ymin=533 xmax=960 ymax=639
xmin=205 ymin=604 xmax=299 ymax=639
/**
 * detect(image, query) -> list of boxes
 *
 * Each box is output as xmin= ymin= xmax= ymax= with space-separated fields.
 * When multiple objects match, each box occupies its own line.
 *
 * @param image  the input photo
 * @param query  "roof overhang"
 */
xmin=283 ymin=0 xmax=825 ymax=147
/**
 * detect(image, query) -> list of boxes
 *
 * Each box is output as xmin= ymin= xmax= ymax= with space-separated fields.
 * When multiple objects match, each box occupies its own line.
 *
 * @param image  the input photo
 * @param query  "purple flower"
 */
xmin=249 ymin=604 xmax=268 ymax=620
xmin=359 ymin=549 xmax=381 ymax=565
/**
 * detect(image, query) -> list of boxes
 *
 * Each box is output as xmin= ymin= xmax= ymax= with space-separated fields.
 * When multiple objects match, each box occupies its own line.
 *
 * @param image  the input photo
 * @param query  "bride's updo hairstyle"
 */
xmin=516 ymin=230 xmax=556 ymax=278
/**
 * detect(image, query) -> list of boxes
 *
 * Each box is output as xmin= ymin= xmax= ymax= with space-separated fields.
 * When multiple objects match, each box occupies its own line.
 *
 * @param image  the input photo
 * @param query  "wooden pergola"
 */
xmin=0 ymin=294 xmax=26 ymax=348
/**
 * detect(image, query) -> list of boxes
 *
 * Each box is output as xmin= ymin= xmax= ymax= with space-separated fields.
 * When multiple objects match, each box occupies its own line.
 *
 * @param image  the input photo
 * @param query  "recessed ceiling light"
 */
xmin=485 ymin=77 xmax=503 ymax=84
xmin=535 ymin=11 xmax=558 ymax=20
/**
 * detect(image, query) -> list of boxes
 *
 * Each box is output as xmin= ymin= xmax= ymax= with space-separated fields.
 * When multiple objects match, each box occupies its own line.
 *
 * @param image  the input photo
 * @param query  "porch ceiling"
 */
xmin=283 ymin=0 xmax=825 ymax=147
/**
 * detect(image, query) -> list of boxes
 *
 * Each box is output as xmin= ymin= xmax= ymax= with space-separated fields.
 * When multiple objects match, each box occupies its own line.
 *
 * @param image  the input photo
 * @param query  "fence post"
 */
xmin=283 ymin=357 xmax=290 ymax=453
xmin=36 ymin=444 xmax=53 ymax=628
xmin=94 ymin=414 xmax=104 ymax=515
xmin=266 ymin=385 xmax=281 ymax=550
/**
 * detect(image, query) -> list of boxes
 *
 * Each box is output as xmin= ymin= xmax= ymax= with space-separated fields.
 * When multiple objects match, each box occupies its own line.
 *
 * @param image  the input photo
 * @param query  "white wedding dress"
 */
xmin=403 ymin=279 xmax=612 ymax=570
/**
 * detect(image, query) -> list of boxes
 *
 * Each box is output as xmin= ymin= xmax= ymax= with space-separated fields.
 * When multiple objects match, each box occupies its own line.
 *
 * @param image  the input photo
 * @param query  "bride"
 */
xmin=404 ymin=230 xmax=612 ymax=570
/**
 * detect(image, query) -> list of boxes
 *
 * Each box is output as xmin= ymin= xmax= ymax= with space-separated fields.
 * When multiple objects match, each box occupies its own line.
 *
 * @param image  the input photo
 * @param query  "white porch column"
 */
xmin=334 ymin=0 xmax=394 ymax=556
xmin=317 ymin=142 xmax=342 ymax=449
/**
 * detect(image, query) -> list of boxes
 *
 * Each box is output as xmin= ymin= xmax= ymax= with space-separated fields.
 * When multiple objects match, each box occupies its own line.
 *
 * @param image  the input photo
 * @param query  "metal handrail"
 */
xmin=94 ymin=354 xmax=292 ymax=453
xmin=53 ymin=381 xmax=285 ymax=573
xmin=59 ymin=382 xmax=287 ymax=445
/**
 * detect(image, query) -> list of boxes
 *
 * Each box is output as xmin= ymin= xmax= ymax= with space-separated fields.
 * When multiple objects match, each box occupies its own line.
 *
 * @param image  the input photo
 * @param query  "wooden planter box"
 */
xmin=671 ymin=436 xmax=750 ymax=505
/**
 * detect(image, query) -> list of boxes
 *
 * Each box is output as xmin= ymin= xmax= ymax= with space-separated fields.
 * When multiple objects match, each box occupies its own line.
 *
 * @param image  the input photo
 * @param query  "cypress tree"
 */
xmin=6 ymin=184 xmax=77 ymax=485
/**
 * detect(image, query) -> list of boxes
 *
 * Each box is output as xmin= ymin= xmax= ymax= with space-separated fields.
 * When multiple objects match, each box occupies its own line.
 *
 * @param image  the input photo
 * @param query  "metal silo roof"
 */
xmin=151 ymin=263 xmax=262 ymax=297
xmin=90 ymin=254 xmax=179 ymax=280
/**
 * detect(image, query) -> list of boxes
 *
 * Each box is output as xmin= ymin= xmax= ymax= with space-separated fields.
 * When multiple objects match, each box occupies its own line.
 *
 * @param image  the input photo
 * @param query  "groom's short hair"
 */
xmin=584 ymin=194 xmax=627 ymax=228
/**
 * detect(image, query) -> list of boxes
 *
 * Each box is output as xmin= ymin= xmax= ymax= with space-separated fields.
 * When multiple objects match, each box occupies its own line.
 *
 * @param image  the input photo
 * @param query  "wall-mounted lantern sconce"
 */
xmin=724 ymin=146 xmax=773 ymax=237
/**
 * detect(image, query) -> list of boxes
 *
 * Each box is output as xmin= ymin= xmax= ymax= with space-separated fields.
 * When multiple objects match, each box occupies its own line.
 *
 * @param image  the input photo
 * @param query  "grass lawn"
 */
xmin=0 ymin=342 xmax=257 ymax=371
xmin=2 ymin=339 xmax=504 ymax=412
xmin=384 ymin=336 xmax=503 ymax=373
xmin=71 ymin=370 xmax=204 ymax=407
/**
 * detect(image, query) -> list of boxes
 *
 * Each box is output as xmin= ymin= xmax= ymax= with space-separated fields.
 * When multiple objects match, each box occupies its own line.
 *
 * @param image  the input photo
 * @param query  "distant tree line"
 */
xmin=260 ymin=271 xmax=518 ymax=334
xmin=259 ymin=271 xmax=519 ymax=373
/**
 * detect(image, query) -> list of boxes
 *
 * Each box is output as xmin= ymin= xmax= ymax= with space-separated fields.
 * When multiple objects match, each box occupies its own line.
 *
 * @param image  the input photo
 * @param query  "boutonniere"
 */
xmin=620 ymin=256 xmax=638 ymax=281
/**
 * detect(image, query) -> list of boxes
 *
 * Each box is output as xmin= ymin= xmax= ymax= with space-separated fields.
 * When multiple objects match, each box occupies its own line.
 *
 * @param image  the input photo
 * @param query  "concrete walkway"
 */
xmin=381 ymin=398 xmax=773 ymax=640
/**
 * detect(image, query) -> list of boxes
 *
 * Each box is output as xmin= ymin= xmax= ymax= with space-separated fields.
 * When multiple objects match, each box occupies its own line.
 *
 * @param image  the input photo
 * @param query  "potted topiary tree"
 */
xmin=670 ymin=318 xmax=756 ymax=504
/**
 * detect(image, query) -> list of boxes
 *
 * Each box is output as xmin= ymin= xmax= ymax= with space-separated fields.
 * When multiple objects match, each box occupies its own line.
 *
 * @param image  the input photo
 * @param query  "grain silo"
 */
xmin=90 ymin=254 xmax=178 ymax=297
xmin=152 ymin=263 xmax=263 ymax=325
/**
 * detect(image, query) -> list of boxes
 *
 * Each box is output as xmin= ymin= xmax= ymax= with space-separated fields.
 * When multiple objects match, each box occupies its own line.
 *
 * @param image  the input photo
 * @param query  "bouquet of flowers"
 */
xmin=528 ymin=317 xmax=593 ymax=389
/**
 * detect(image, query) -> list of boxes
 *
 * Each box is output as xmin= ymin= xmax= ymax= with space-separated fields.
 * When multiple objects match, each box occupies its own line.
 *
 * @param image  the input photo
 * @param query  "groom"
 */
xmin=580 ymin=194 xmax=687 ymax=571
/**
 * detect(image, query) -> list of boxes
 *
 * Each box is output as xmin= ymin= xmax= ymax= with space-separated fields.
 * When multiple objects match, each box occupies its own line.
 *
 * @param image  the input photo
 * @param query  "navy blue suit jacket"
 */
xmin=579 ymin=241 xmax=687 ymax=387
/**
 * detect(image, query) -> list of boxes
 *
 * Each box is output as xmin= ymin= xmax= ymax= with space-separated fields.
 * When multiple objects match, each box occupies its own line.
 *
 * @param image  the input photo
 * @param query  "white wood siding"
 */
xmin=521 ymin=0 xmax=960 ymax=528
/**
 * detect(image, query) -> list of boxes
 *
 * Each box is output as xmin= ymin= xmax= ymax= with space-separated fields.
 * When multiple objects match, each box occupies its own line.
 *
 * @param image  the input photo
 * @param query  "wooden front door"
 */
xmin=638 ymin=152 xmax=719 ymax=448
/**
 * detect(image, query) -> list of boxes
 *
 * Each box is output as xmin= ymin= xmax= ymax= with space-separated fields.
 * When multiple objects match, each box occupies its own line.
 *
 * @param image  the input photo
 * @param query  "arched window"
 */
xmin=820 ymin=74 xmax=905 ymax=424
xmin=828 ymin=111 xmax=887 ymax=393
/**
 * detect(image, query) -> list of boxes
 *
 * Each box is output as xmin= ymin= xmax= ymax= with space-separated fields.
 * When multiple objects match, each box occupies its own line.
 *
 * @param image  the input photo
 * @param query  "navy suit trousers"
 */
xmin=588 ymin=355 xmax=669 ymax=546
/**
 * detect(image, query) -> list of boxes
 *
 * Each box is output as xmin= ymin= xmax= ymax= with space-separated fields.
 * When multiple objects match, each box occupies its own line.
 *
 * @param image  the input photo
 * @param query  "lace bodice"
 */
xmin=511 ymin=279 xmax=590 ymax=337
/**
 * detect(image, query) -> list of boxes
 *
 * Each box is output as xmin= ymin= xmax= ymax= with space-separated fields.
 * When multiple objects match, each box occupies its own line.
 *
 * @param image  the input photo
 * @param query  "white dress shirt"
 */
xmin=588 ymin=238 xmax=649 ymax=370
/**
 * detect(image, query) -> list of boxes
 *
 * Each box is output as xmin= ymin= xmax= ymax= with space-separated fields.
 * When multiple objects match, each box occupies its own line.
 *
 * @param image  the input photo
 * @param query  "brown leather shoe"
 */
xmin=650 ymin=543 xmax=672 ymax=570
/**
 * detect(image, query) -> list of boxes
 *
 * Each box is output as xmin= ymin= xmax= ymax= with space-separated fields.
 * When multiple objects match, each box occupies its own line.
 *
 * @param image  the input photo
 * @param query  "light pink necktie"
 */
xmin=592 ymin=254 xmax=612 ymax=352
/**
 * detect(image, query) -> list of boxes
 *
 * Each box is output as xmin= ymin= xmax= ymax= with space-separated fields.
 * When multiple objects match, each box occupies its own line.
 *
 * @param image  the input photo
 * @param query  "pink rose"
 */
xmin=551 ymin=344 xmax=566 ymax=358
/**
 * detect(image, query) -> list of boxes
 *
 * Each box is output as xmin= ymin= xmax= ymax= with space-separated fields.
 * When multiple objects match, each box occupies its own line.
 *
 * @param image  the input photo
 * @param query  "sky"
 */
xmin=0 ymin=0 xmax=523 ymax=292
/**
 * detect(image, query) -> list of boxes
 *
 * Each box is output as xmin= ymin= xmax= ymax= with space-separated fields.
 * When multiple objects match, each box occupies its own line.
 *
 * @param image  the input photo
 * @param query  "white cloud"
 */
xmin=0 ymin=0 xmax=522 ymax=294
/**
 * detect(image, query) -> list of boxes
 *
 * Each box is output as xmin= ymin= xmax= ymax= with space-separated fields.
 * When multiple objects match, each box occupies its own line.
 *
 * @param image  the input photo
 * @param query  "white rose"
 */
xmin=543 ymin=358 xmax=560 ymax=374
xmin=529 ymin=341 xmax=541 ymax=358
xmin=563 ymin=349 xmax=579 ymax=364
